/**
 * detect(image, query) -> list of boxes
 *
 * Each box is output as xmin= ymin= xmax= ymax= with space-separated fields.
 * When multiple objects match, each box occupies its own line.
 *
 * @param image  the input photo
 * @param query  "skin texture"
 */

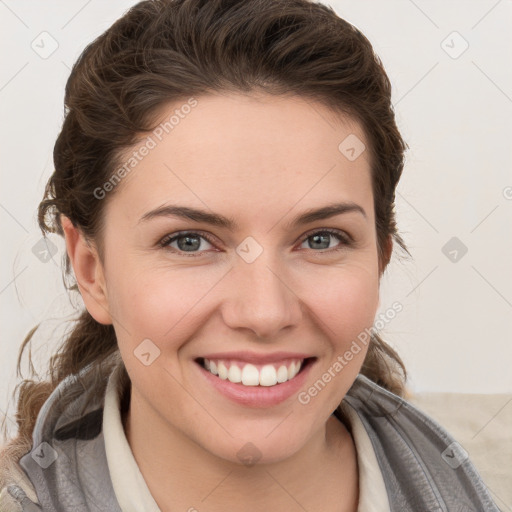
xmin=62 ymin=92 xmax=390 ymax=511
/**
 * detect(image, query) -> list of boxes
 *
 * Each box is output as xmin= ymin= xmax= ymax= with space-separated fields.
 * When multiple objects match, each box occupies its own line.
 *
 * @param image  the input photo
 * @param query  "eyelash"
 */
xmin=157 ymin=229 xmax=354 ymax=257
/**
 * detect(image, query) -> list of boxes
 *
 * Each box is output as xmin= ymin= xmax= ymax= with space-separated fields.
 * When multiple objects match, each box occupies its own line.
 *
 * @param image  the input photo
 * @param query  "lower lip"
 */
xmin=195 ymin=359 xmax=315 ymax=408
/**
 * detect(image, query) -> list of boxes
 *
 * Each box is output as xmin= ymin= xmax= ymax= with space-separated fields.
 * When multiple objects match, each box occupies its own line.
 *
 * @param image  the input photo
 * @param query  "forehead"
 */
xmin=105 ymin=92 xmax=374 ymax=227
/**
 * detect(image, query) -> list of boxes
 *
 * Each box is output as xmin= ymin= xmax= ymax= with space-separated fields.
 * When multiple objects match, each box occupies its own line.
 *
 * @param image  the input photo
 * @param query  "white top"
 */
xmin=103 ymin=364 xmax=390 ymax=512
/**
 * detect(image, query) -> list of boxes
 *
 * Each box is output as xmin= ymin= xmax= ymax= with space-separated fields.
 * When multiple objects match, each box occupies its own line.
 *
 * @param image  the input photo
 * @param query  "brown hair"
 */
xmin=1 ymin=0 xmax=409 ymax=471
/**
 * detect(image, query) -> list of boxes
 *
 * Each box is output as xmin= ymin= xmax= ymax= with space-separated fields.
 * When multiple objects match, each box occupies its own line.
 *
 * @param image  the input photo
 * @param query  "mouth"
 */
xmin=194 ymin=356 xmax=316 ymax=387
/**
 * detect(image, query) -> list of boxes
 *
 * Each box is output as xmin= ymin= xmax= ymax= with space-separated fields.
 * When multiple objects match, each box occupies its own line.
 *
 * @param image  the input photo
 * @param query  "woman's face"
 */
xmin=85 ymin=92 xmax=382 ymax=464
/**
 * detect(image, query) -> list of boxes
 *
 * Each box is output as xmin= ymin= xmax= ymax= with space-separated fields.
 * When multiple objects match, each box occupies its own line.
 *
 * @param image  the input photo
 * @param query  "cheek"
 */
xmin=304 ymin=263 xmax=380 ymax=341
xmin=107 ymin=264 xmax=218 ymax=346
xmin=109 ymin=254 xmax=379 ymax=340
xmin=107 ymin=243 xmax=380 ymax=350
xmin=297 ymin=267 xmax=379 ymax=409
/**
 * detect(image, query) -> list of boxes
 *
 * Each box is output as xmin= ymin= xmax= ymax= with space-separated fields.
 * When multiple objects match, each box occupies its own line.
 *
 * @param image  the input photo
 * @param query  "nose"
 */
xmin=220 ymin=252 xmax=303 ymax=340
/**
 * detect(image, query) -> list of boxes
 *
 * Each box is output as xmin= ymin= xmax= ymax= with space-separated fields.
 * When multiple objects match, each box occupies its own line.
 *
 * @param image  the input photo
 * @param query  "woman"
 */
xmin=0 ymin=0 xmax=500 ymax=510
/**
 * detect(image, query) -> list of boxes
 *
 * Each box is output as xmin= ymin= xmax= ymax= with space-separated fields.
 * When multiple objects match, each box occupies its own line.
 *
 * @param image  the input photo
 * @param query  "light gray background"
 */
xmin=1 ymin=1 xmax=511 ymax=440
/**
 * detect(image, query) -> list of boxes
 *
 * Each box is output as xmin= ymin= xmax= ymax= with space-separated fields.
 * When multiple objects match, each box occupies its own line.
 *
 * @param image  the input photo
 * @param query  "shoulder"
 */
xmin=0 ymin=443 xmax=40 ymax=511
xmin=342 ymin=374 xmax=501 ymax=511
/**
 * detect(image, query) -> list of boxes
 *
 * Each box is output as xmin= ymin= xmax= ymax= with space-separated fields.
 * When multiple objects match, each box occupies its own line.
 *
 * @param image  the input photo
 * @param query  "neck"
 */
xmin=122 ymin=389 xmax=358 ymax=512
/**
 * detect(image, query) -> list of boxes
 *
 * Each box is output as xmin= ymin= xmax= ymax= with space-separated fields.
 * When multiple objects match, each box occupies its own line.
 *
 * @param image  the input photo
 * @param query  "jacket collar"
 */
xmin=337 ymin=376 xmax=500 ymax=511
xmin=19 ymin=351 xmax=499 ymax=511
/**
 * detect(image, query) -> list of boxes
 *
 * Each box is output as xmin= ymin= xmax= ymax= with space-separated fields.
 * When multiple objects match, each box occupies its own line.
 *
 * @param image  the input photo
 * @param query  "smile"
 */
xmin=199 ymin=357 xmax=306 ymax=387
xmin=194 ymin=352 xmax=316 ymax=407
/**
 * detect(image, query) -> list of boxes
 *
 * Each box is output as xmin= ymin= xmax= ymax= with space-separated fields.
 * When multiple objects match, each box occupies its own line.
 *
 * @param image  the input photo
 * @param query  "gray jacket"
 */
xmin=1 ymin=356 xmax=502 ymax=511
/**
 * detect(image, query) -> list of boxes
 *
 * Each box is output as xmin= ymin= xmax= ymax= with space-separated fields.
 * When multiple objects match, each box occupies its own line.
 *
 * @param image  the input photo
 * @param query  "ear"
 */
xmin=60 ymin=214 xmax=112 ymax=325
xmin=379 ymin=235 xmax=393 ymax=277
xmin=377 ymin=236 xmax=393 ymax=310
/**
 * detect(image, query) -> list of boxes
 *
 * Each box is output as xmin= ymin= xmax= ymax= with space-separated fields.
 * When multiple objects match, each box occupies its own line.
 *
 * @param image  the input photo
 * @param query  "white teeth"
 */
xmin=201 ymin=358 xmax=304 ymax=387
xmin=259 ymin=365 xmax=277 ymax=386
xmin=241 ymin=364 xmax=260 ymax=386
xmin=217 ymin=362 xmax=228 ymax=380
xmin=276 ymin=365 xmax=288 ymax=383
xmin=227 ymin=364 xmax=242 ymax=383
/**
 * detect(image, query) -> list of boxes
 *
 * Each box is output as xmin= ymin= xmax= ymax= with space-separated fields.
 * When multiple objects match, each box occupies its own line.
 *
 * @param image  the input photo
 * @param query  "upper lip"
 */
xmin=197 ymin=351 xmax=314 ymax=364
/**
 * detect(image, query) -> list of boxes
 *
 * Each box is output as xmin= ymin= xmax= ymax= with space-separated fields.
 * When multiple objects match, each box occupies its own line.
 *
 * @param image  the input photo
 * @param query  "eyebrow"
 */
xmin=138 ymin=201 xmax=367 ymax=230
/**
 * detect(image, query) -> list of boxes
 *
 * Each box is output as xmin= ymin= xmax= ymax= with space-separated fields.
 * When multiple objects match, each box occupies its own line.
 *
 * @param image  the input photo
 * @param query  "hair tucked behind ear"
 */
xmin=1 ymin=0 xmax=409 ymax=471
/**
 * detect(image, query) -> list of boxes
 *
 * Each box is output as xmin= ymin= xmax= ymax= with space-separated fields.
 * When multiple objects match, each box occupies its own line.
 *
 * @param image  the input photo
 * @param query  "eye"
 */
xmin=158 ymin=228 xmax=353 ymax=257
xmin=159 ymin=231 xmax=216 ymax=256
xmin=298 ymin=229 xmax=353 ymax=252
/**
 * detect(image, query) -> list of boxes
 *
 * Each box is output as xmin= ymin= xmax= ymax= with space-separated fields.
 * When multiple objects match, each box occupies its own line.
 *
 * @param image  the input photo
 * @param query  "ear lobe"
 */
xmin=60 ymin=214 xmax=112 ymax=325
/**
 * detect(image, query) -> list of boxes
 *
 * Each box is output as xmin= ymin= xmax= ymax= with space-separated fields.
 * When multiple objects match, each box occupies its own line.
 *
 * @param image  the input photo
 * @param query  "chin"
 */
xmin=196 ymin=422 xmax=314 ymax=467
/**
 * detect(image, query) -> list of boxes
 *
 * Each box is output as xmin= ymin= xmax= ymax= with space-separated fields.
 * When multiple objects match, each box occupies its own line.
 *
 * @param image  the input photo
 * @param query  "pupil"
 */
xmin=311 ymin=233 xmax=329 ymax=249
xmin=179 ymin=235 xmax=200 ymax=251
